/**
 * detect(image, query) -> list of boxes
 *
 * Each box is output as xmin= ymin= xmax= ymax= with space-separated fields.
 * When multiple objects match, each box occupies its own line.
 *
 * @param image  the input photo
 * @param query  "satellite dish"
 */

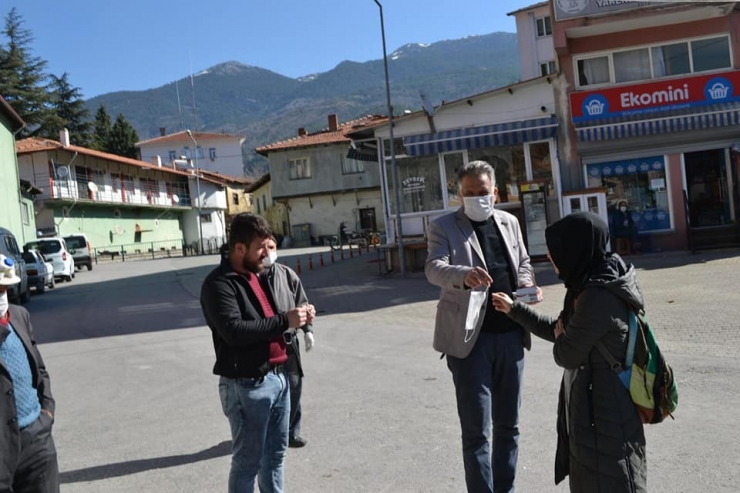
xmin=171 ymin=194 xmax=180 ymax=204
xmin=420 ymin=90 xmax=436 ymax=116
xmin=114 ymin=225 xmax=123 ymax=235
xmin=87 ymin=182 xmax=99 ymax=193
xmin=56 ymin=166 xmax=69 ymax=179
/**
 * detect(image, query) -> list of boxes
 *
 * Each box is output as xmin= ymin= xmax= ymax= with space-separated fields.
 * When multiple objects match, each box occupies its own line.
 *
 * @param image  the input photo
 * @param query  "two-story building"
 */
xmin=255 ymin=114 xmax=387 ymax=246
xmin=551 ymin=0 xmax=740 ymax=250
xmin=136 ymin=129 xmax=246 ymax=178
xmin=509 ymin=2 xmax=558 ymax=81
xmin=244 ymin=173 xmax=289 ymax=242
xmin=16 ymin=130 xmax=194 ymax=255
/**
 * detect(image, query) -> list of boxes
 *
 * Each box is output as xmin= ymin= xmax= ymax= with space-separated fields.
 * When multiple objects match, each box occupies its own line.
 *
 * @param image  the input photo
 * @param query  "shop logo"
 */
xmin=652 ymin=160 xmax=662 ymax=170
xmin=402 ymin=176 xmax=426 ymax=194
xmin=602 ymin=165 xmax=613 ymax=176
xmin=556 ymin=0 xmax=589 ymax=14
xmin=705 ymin=77 xmax=732 ymax=101
xmin=639 ymin=162 xmax=650 ymax=172
xmin=657 ymin=211 xmax=667 ymax=221
xmin=615 ymin=165 xmax=625 ymax=175
xmin=644 ymin=211 xmax=654 ymax=221
xmin=628 ymin=164 xmax=637 ymax=173
xmin=589 ymin=166 xmax=600 ymax=177
xmin=583 ymin=94 xmax=608 ymax=116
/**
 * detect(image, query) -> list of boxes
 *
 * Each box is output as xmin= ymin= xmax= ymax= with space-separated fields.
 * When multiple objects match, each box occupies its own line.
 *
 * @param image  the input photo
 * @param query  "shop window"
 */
xmin=577 ymin=56 xmax=610 ymax=87
xmin=614 ymin=48 xmax=651 ymax=83
xmin=691 ymin=36 xmax=731 ymax=72
xmin=443 ymin=153 xmax=465 ymax=209
xmin=386 ymin=154 xmax=443 ymax=214
xmin=468 ymin=145 xmax=526 ymax=204
xmin=651 ymin=42 xmax=690 ymax=78
xmin=529 ymin=142 xmax=554 ymax=193
xmin=586 ymin=157 xmax=671 ymax=233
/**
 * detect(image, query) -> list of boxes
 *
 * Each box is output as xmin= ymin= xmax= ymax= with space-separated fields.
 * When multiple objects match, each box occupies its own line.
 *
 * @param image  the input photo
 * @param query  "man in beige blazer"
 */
xmin=425 ymin=160 xmax=538 ymax=493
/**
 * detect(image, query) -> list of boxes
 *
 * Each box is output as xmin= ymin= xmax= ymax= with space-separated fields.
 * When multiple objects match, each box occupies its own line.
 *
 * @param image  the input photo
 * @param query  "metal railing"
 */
xmin=93 ymin=236 xmax=227 ymax=263
xmin=50 ymin=179 xmax=191 ymax=207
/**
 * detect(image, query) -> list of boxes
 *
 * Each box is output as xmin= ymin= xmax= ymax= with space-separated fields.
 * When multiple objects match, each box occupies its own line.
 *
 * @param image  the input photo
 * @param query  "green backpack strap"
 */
xmin=595 ymin=307 xmax=639 ymax=389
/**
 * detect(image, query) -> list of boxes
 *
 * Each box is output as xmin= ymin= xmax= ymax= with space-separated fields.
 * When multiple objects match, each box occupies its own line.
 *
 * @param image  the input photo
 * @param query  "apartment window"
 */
xmin=536 ymin=16 xmax=552 ymax=37
xmin=209 ymin=148 xmax=217 ymax=160
xmin=540 ymin=61 xmax=556 ymax=77
xmin=262 ymin=195 xmax=267 ymax=211
xmin=20 ymin=202 xmax=29 ymax=226
xmin=289 ymin=158 xmax=311 ymax=180
xmin=257 ymin=200 xmax=261 ymax=214
xmin=232 ymin=192 xmax=239 ymax=205
xmin=196 ymin=146 xmax=204 ymax=159
xmin=183 ymin=146 xmax=191 ymax=159
xmin=341 ymin=155 xmax=365 ymax=174
xmin=578 ymin=56 xmax=610 ymax=87
xmin=691 ymin=36 xmax=731 ymax=72
xmin=199 ymin=213 xmax=212 ymax=223
xmin=576 ymin=35 xmax=732 ymax=88
xmin=614 ymin=48 xmax=651 ymax=83
xmin=168 ymin=150 xmax=177 ymax=162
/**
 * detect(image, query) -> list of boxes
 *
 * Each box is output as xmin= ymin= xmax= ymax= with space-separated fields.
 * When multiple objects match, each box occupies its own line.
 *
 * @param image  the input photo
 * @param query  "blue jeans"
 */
xmin=447 ymin=331 xmax=525 ymax=493
xmin=219 ymin=371 xmax=290 ymax=493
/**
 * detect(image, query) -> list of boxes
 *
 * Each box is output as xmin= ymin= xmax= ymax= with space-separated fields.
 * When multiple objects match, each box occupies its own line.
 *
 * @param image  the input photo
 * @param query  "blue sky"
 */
xmin=8 ymin=0 xmax=527 ymax=98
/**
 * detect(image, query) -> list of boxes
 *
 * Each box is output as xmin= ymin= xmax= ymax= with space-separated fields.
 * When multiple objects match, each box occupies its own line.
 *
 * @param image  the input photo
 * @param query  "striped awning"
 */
xmin=576 ymin=103 xmax=740 ymax=142
xmin=402 ymin=116 xmax=558 ymax=156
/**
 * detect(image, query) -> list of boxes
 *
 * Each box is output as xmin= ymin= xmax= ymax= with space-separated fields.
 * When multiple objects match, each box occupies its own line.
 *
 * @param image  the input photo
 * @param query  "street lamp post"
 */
xmin=186 ymin=130 xmax=204 ymax=254
xmin=373 ymin=0 xmax=406 ymax=276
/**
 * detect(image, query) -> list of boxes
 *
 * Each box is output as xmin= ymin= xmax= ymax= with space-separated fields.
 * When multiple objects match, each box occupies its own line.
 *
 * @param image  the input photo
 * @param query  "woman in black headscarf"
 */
xmin=492 ymin=212 xmax=647 ymax=493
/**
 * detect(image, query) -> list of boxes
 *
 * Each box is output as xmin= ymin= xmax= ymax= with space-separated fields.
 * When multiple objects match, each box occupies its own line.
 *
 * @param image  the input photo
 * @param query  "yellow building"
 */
xmin=245 ymin=173 xmax=288 ymax=238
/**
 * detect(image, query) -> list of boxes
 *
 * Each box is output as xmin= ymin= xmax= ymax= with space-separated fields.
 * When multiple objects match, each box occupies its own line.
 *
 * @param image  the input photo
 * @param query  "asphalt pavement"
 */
xmin=22 ymin=245 xmax=740 ymax=492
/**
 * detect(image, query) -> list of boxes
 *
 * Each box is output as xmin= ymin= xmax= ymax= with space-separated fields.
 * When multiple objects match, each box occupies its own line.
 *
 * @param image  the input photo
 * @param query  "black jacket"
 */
xmin=200 ymin=258 xmax=290 ymax=378
xmin=1 ymin=304 xmax=55 ymax=487
xmin=509 ymin=262 xmax=647 ymax=493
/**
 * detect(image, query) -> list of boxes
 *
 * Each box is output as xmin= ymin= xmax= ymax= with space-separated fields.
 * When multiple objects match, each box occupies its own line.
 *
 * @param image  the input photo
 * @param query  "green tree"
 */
xmin=107 ymin=113 xmax=139 ymax=159
xmin=46 ymin=72 xmax=91 ymax=146
xmin=91 ymin=104 xmax=112 ymax=151
xmin=0 ymin=8 xmax=51 ymax=135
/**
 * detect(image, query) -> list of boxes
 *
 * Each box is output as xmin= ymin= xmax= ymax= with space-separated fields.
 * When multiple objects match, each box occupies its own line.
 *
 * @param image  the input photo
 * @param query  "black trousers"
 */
xmin=286 ymin=352 xmax=303 ymax=440
xmin=10 ymin=413 xmax=59 ymax=493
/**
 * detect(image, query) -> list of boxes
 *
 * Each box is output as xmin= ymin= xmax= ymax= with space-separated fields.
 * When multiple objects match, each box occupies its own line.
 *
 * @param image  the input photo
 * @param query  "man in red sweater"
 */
xmin=201 ymin=214 xmax=314 ymax=493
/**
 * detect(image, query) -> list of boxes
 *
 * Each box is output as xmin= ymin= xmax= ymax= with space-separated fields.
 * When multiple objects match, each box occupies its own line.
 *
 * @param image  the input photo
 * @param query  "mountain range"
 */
xmin=85 ymin=32 xmax=520 ymax=177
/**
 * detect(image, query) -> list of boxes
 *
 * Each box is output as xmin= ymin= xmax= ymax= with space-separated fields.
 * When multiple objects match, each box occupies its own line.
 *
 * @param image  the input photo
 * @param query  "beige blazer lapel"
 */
xmin=493 ymin=210 xmax=518 ymax=271
xmin=454 ymin=209 xmax=486 ymax=266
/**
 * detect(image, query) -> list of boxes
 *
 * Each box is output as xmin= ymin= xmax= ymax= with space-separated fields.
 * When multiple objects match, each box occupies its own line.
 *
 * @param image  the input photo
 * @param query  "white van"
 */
xmin=25 ymin=238 xmax=75 ymax=282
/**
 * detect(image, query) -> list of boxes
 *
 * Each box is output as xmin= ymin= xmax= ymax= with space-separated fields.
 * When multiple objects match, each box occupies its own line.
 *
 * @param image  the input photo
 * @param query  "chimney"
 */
xmin=151 ymin=156 xmax=162 ymax=167
xmin=328 ymin=114 xmax=339 ymax=132
xmin=60 ymin=128 xmax=70 ymax=147
xmin=298 ymin=128 xmax=307 ymax=137
xmin=159 ymin=127 xmax=166 ymax=137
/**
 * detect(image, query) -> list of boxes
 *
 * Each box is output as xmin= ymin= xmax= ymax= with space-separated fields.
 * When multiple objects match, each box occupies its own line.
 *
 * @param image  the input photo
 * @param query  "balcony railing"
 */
xmin=48 ymin=179 xmax=191 ymax=207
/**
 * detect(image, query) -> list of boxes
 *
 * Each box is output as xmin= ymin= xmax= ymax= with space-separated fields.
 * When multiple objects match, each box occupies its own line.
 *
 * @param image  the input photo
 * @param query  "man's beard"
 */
xmin=242 ymin=256 xmax=264 ymax=274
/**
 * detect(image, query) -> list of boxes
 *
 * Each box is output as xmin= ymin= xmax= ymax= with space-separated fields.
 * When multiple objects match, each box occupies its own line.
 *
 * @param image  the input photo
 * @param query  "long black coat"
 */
xmin=509 ymin=266 xmax=647 ymax=493
xmin=0 ymin=304 xmax=55 ymax=488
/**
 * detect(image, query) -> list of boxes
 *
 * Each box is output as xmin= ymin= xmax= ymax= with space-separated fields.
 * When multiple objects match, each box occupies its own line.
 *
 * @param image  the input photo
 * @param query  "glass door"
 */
xmin=442 ymin=152 xmax=465 ymax=209
xmin=684 ymin=149 xmax=731 ymax=228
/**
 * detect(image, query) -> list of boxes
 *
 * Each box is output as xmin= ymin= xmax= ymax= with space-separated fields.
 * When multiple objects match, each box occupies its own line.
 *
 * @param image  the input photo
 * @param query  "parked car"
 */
xmin=22 ymin=249 xmax=55 ymax=293
xmin=64 ymin=233 xmax=93 ymax=271
xmin=25 ymin=238 xmax=75 ymax=282
xmin=0 ymin=227 xmax=30 ymax=304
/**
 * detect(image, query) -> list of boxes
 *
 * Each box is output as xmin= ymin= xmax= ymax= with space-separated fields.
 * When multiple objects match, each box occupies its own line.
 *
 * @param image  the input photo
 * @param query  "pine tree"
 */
xmin=107 ymin=113 xmax=140 ymax=159
xmin=0 ymin=8 xmax=51 ymax=135
xmin=46 ymin=73 xmax=91 ymax=146
xmin=91 ymin=105 xmax=112 ymax=151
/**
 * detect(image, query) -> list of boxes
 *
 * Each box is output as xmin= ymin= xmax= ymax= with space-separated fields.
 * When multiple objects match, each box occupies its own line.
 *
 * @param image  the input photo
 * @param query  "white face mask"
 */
xmin=620 ymin=206 xmax=627 ymax=212
xmin=463 ymin=195 xmax=495 ymax=222
xmin=262 ymin=251 xmax=278 ymax=268
xmin=0 ymin=292 xmax=8 ymax=317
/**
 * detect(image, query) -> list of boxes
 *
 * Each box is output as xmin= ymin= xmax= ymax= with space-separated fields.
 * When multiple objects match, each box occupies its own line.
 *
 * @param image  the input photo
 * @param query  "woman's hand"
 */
xmin=491 ymin=292 xmax=514 ymax=314
xmin=554 ymin=318 xmax=565 ymax=339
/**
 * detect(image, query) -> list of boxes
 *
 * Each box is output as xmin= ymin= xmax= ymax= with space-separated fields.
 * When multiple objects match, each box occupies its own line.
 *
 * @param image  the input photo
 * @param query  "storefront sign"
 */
xmin=571 ymin=71 xmax=740 ymax=123
xmin=586 ymin=156 xmax=664 ymax=177
xmin=402 ymin=176 xmax=426 ymax=194
xmin=554 ymin=0 xmax=655 ymax=21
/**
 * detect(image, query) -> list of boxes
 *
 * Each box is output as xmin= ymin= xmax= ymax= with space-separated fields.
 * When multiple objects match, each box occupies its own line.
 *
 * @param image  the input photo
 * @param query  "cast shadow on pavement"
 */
xmin=59 ymin=440 xmax=231 ymax=484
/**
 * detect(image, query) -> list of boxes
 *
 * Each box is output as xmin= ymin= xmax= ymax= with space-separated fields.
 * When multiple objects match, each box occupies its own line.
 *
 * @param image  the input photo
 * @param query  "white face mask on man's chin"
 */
xmin=462 ymin=195 xmax=495 ymax=222
xmin=0 ymin=292 xmax=8 ymax=317
xmin=262 ymin=251 xmax=278 ymax=268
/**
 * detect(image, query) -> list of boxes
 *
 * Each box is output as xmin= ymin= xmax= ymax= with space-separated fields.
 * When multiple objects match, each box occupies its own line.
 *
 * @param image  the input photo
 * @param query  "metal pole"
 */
xmin=374 ymin=0 xmax=406 ymax=276
xmin=187 ymin=130 xmax=204 ymax=254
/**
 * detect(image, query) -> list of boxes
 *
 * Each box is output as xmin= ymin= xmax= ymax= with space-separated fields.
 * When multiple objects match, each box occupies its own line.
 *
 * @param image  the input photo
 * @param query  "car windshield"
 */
xmin=22 ymin=252 xmax=37 ymax=264
xmin=26 ymin=241 xmax=62 ymax=255
xmin=65 ymin=236 xmax=86 ymax=249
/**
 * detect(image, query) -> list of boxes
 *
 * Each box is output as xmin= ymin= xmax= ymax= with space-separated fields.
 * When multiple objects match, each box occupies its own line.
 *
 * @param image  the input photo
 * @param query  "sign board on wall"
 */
xmin=402 ymin=176 xmax=426 ymax=194
xmin=571 ymin=70 xmax=740 ymax=123
xmin=553 ymin=0 xmax=656 ymax=21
